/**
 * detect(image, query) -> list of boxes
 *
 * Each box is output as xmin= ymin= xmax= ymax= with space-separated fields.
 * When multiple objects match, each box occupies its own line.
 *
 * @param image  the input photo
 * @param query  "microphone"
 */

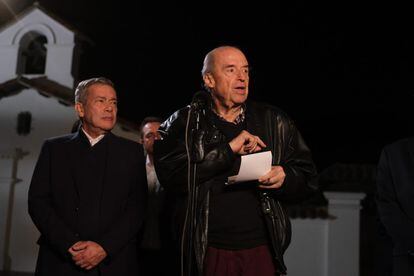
xmin=190 ymin=90 xmax=210 ymax=111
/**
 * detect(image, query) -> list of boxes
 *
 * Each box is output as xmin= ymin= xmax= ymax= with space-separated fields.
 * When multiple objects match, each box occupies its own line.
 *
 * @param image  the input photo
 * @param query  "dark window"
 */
xmin=16 ymin=32 xmax=47 ymax=75
xmin=17 ymin=111 xmax=32 ymax=136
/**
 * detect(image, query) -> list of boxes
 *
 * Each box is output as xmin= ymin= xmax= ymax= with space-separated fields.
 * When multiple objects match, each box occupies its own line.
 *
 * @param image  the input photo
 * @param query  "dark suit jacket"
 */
xmin=28 ymin=131 xmax=147 ymax=276
xmin=376 ymin=137 xmax=414 ymax=275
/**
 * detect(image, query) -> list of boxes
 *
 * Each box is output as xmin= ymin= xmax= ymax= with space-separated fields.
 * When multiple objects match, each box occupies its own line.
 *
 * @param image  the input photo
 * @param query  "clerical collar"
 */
xmin=211 ymin=104 xmax=246 ymax=125
xmin=81 ymin=128 xmax=105 ymax=146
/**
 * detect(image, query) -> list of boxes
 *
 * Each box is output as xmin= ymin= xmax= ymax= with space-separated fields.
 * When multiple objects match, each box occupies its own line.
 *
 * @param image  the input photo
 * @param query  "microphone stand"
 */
xmin=183 ymin=105 xmax=204 ymax=276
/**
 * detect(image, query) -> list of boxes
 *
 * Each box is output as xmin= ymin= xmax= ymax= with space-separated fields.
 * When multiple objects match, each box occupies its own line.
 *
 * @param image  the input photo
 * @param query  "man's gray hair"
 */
xmin=201 ymin=52 xmax=213 ymax=77
xmin=74 ymin=77 xmax=114 ymax=104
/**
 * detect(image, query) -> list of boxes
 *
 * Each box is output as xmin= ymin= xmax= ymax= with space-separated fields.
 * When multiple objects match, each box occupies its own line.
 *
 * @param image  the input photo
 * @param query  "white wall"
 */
xmin=325 ymin=192 xmax=365 ymax=276
xmin=0 ymin=89 xmax=77 ymax=272
xmin=285 ymin=219 xmax=329 ymax=275
xmin=284 ymin=192 xmax=364 ymax=276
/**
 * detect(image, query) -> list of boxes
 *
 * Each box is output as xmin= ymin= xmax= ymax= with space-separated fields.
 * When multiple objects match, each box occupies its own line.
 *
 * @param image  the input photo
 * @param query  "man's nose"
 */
xmin=237 ymin=70 xmax=247 ymax=81
xmin=105 ymin=103 xmax=114 ymax=112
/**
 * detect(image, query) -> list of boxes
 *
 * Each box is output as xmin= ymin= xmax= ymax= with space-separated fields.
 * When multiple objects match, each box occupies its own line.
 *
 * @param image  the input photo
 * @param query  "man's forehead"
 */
xmin=89 ymin=84 xmax=116 ymax=94
xmin=213 ymin=49 xmax=248 ymax=66
xmin=143 ymin=122 xmax=161 ymax=131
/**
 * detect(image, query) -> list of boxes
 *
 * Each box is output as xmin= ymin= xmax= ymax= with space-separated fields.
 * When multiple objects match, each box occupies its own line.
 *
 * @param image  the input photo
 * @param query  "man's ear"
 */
xmin=138 ymin=136 xmax=143 ymax=144
xmin=203 ymin=73 xmax=215 ymax=89
xmin=75 ymin=102 xmax=84 ymax=118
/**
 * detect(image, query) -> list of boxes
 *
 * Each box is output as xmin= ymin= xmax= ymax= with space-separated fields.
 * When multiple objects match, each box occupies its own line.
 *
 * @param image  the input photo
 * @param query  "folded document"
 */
xmin=227 ymin=151 xmax=272 ymax=184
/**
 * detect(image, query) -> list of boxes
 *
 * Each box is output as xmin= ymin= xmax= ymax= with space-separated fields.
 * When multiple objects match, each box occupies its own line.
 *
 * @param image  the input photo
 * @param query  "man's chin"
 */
xmin=233 ymin=96 xmax=248 ymax=105
xmin=100 ymin=124 xmax=115 ymax=132
xmin=234 ymin=90 xmax=248 ymax=98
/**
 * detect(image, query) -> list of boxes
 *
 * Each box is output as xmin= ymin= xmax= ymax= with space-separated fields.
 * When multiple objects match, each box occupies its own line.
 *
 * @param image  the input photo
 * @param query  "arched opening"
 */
xmin=16 ymin=31 xmax=47 ymax=75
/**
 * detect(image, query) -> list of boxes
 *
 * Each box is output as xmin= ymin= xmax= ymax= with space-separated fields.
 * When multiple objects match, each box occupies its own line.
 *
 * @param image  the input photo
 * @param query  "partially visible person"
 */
xmin=28 ymin=77 xmax=148 ymax=276
xmin=373 ymin=219 xmax=393 ymax=276
xmin=154 ymin=46 xmax=317 ymax=276
xmin=376 ymin=137 xmax=414 ymax=276
xmin=138 ymin=116 xmax=166 ymax=276
xmin=139 ymin=117 xmax=163 ymax=197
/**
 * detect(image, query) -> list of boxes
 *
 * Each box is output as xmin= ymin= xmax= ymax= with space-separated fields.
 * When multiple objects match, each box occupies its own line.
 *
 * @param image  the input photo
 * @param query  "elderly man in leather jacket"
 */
xmin=154 ymin=46 xmax=317 ymax=276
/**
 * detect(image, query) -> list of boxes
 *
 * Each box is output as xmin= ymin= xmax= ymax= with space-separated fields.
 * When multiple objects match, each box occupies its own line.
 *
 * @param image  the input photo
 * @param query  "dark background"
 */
xmin=2 ymin=0 xmax=414 ymax=170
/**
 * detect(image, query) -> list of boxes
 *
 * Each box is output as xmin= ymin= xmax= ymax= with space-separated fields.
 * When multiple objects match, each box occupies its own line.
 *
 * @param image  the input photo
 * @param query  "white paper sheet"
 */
xmin=227 ymin=151 xmax=272 ymax=184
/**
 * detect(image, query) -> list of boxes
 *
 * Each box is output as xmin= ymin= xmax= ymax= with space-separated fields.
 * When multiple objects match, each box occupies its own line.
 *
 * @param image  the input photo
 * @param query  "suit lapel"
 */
xmin=100 ymin=133 xmax=112 ymax=198
xmin=96 ymin=132 xmax=114 ymax=212
xmin=67 ymin=131 xmax=89 ymax=199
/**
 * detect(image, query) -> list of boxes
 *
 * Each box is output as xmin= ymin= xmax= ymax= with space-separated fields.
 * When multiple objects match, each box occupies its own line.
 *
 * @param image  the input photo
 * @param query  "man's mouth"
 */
xmin=234 ymin=86 xmax=246 ymax=92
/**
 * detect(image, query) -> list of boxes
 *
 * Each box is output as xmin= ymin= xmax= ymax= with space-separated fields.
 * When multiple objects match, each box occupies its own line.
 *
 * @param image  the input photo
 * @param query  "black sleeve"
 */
xmin=376 ymin=148 xmax=414 ymax=252
xmin=28 ymin=141 xmax=78 ymax=258
xmin=276 ymin=118 xmax=318 ymax=201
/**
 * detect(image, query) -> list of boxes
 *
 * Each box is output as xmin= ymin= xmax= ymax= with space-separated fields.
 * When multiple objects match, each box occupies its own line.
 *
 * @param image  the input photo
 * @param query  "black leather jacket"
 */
xmin=154 ymin=100 xmax=317 ymax=276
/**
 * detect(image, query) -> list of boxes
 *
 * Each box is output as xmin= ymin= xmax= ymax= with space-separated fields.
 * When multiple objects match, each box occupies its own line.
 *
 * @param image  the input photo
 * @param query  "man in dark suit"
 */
xmin=28 ymin=77 xmax=147 ymax=276
xmin=376 ymin=137 xmax=414 ymax=276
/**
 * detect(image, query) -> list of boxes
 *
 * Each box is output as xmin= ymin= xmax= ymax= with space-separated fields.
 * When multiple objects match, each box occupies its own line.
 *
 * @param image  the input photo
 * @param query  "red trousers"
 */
xmin=203 ymin=245 xmax=277 ymax=276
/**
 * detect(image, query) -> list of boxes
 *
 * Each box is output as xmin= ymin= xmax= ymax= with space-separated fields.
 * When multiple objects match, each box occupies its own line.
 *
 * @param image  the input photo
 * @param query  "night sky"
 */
xmin=2 ymin=0 xmax=414 ymax=170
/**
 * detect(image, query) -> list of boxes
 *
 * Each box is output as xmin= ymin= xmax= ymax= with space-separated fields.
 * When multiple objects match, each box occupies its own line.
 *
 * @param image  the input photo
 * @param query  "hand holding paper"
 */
xmin=258 ymin=165 xmax=286 ymax=189
xmin=227 ymin=150 xmax=286 ymax=188
xmin=227 ymin=151 xmax=272 ymax=184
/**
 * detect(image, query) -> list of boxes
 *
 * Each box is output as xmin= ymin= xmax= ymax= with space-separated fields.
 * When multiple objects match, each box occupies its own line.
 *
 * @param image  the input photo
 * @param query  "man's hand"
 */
xmin=258 ymin=166 xmax=286 ymax=189
xmin=229 ymin=130 xmax=266 ymax=155
xmin=68 ymin=241 xmax=87 ymax=257
xmin=68 ymin=241 xmax=107 ymax=270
